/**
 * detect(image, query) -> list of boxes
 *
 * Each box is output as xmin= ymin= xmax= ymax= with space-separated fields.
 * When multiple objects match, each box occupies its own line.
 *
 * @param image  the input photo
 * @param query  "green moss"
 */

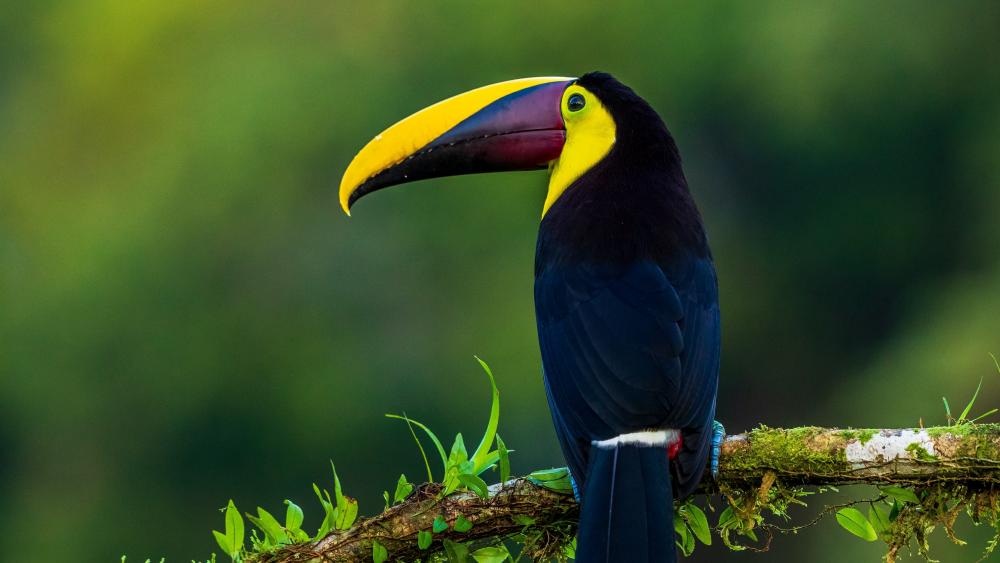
xmin=926 ymin=423 xmax=1000 ymax=438
xmin=835 ymin=428 xmax=878 ymax=445
xmin=928 ymin=425 xmax=971 ymax=438
xmin=725 ymin=426 xmax=850 ymax=477
xmin=926 ymin=426 xmax=952 ymax=438
xmin=905 ymin=443 xmax=937 ymax=461
xmin=970 ymin=424 xmax=1000 ymax=460
xmin=836 ymin=429 xmax=859 ymax=441
xmin=925 ymin=424 xmax=1000 ymax=460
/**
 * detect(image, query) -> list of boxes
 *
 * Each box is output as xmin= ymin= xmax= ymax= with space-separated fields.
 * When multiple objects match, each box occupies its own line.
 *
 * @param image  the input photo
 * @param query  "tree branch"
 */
xmin=253 ymin=425 xmax=1000 ymax=562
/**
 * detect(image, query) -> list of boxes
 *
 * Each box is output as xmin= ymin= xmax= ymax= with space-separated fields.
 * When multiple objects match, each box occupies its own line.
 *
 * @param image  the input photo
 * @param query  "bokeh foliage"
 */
xmin=1 ymin=1 xmax=999 ymax=561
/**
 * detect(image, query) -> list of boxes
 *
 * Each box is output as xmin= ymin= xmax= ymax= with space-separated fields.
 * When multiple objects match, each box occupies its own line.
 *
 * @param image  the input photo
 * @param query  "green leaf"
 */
xmin=526 ymin=467 xmax=568 ymax=481
xmin=398 ymin=413 xmax=434 ymax=482
xmin=889 ymin=499 xmax=901 ymax=522
xmin=836 ymin=507 xmax=878 ymax=541
xmin=245 ymin=514 xmax=267 ymax=547
xmin=433 ymin=515 xmax=450 ymax=533
xmin=526 ymin=467 xmax=573 ymax=493
xmin=443 ymin=434 xmax=472 ymax=494
xmin=247 ymin=507 xmax=286 ymax=545
xmin=942 ymin=396 xmax=952 ymax=420
xmin=331 ymin=463 xmax=359 ymax=530
xmin=260 ymin=507 xmax=287 ymax=543
xmin=460 ymin=459 xmax=475 ymax=475
xmin=869 ymin=504 xmax=890 ymax=536
xmin=454 ymin=514 xmax=473 ymax=532
xmin=458 ymin=473 xmax=490 ymax=499
xmin=958 ymin=377 xmax=985 ymax=423
xmin=470 ymin=356 xmax=501 ymax=474
xmin=372 ymin=539 xmax=388 ymax=563
xmin=512 ymin=514 xmax=535 ymax=526
xmin=212 ymin=531 xmax=232 ymax=559
xmin=496 ymin=434 xmax=510 ymax=483
xmin=673 ymin=514 xmax=687 ymax=536
xmin=212 ymin=500 xmax=244 ymax=560
xmin=312 ymin=483 xmax=334 ymax=539
xmin=971 ymin=408 xmax=999 ymax=423
xmin=682 ymin=524 xmax=696 ymax=556
xmin=449 ymin=433 xmax=469 ymax=465
xmin=418 ymin=529 xmax=433 ymax=550
xmin=881 ymin=486 xmax=920 ymax=505
xmin=562 ymin=537 xmax=576 ymax=559
xmin=443 ymin=539 xmax=470 ymax=562
xmin=331 ymin=462 xmax=346 ymax=508
xmin=386 ymin=413 xmax=448 ymax=478
xmin=684 ymin=504 xmax=712 ymax=546
xmin=717 ymin=506 xmax=737 ymax=529
xmin=393 ymin=474 xmax=414 ymax=504
xmin=226 ymin=500 xmax=244 ymax=554
xmin=335 ymin=498 xmax=358 ymax=531
xmin=471 ymin=545 xmax=509 ymax=563
xmin=284 ymin=500 xmax=303 ymax=532
xmin=674 ymin=516 xmax=695 ymax=556
xmin=476 ymin=450 xmax=501 ymax=475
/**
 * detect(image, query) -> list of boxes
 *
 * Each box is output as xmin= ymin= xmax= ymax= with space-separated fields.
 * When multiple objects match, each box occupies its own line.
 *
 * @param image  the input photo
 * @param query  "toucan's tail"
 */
xmin=576 ymin=440 xmax=675 ymax=563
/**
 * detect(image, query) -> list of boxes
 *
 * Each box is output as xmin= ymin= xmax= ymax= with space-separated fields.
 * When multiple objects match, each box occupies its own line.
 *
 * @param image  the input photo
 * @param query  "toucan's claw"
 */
xmin=711 ymin=420 xmax=726 ymax=480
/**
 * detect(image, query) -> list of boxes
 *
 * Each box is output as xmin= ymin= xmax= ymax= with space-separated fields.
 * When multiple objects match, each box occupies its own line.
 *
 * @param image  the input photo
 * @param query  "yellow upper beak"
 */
xmin=339 ymin=76 xmax=573 ymax=215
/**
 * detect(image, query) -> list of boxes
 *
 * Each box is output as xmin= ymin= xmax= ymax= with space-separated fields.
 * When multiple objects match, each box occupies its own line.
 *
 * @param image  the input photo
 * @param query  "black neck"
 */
xmin=536 ymin=128 xmax=708 ymax=272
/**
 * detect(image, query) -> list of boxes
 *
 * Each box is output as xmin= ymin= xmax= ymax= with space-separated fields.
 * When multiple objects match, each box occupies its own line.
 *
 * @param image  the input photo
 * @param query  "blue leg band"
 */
xmin=711 ymin=420 xmax=725 ymax=479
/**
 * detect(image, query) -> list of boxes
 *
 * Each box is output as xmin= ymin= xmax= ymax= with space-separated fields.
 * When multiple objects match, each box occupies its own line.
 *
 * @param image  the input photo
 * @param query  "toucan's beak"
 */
xmin=339 ymin=77 xmax=574 ymax=214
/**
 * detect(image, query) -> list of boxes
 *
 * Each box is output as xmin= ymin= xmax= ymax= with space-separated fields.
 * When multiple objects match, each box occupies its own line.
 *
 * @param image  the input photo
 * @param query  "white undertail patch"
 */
xmin=592 ymin=429 xmax=680 ymax=449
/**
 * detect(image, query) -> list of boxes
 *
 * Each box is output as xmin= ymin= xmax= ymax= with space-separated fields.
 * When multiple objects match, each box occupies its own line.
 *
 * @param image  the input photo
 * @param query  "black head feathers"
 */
xmin=576 ymin=72 xmax=680 ymax=164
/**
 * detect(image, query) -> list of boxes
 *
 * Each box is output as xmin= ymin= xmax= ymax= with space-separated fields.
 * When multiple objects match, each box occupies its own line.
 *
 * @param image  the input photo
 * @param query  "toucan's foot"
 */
xmin=711 ymin=420 xmax=726 ymax=479
xmin=570 ymin=474 xmax=581 ymax=502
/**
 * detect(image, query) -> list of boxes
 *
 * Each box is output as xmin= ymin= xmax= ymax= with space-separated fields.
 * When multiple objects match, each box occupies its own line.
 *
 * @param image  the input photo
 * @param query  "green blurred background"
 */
xmin=2 ymin=1 xmax=999 ymax=561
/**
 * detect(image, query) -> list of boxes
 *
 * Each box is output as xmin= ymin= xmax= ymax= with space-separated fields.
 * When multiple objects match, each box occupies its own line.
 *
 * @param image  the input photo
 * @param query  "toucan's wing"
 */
xmin=535 ymin=256 xmax=719 ymax=493
xmin=664 ymin=256 xmax=721 ymax=496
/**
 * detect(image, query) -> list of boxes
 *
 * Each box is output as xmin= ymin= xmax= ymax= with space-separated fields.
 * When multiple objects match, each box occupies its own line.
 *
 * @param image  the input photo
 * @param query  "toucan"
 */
xmin=339 ymin=72 xmax=722 ymax=562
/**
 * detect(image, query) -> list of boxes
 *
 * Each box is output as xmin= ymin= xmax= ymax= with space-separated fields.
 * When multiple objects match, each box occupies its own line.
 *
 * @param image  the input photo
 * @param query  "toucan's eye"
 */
xmin=567 ymin=93 xmax=586 ymax=112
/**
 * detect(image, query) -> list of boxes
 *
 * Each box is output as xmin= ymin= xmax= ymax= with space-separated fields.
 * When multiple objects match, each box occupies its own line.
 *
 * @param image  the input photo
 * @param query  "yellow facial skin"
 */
xmin=339 ymin=76 xmax=573 ymax=215
xmin=543 ymin=84 xmax=617 ymax=217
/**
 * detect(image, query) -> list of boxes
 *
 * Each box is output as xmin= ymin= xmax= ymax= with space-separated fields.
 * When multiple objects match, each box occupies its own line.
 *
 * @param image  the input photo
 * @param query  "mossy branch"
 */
xmin=250 ymin=424 xmax=1000 ymax=562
